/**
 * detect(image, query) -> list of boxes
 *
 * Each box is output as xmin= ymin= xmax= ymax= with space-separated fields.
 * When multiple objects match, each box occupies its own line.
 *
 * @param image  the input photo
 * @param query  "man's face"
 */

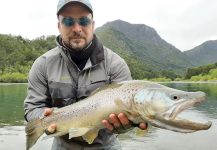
xmin=58 ymin=3 xmax=95 ymax=51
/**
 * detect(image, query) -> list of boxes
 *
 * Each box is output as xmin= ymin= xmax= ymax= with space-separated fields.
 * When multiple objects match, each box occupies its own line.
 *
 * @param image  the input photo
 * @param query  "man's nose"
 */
xmin=71 ymin=22 xmax=82 ymax=32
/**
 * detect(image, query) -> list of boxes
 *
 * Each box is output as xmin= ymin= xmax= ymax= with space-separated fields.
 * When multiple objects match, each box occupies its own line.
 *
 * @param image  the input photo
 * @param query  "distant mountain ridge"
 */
xmin=184 ymin=40 xmax=217 ymax=66
xmin=96 ymin=20 xmax=193 ymax=75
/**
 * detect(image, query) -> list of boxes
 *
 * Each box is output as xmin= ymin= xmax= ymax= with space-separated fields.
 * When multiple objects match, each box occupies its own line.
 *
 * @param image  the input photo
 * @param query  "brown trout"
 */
xmin=26 ymin=80 xmax=212 ymax=149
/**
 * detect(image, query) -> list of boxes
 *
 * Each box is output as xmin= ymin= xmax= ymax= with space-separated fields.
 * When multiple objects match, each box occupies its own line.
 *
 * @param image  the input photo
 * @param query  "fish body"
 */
xmin=26 ymin=80 xmax=212 ymax=149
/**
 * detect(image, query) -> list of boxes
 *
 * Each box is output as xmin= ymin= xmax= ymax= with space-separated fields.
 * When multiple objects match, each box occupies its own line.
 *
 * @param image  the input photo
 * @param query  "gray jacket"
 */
xmin=24 ymin=36 xmax=131 ymax=150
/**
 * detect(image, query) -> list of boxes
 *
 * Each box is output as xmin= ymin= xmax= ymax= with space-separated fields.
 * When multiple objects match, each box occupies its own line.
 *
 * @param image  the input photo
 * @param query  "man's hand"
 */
xmin=102 ymin=113 xmax=147 ymax=134
xmin=43 ymin=108 xmax=56 ymax=135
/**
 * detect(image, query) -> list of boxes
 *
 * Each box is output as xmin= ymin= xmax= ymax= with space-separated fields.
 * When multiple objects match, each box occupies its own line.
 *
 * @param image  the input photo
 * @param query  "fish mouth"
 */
xmin=156 ymin=92 xmax=212 ymax=132
xmin=168 ymin=93 xmax=205 ymax=120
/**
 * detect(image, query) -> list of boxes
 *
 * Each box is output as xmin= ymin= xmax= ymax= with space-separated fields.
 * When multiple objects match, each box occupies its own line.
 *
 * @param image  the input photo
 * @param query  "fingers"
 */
xmin=102 ymin=113 xmax=122 ymax=132
xmin=102 ymin=113 xmax=148 ymax=133
xmin=139 ymin=122 xmax=148 ymax=130
xmin=102 ymin=119 xmax=114 ymax=131
xmin=118 ymin=113 xmax=130 ymax=126
xmin=109 ymin=113 xmax=122 ymax=128
xmin=102 ymin=113 xmax=132 ymax=133
xmin=43 ymin=108 xmax=56 ymax=135
xmin=45 ymin=123 xmax=56 ymax=135
xmin=43 ymin=108 xmax=53 ymax=116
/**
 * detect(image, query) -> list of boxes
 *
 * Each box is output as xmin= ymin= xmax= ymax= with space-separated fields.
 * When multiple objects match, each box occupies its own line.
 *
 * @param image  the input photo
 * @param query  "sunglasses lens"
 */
xmin=62 ymin=17 xmax=75 ymax=26
xmin=61 ymin=16 xmax=91 ymax=27
xmin=79 ymin=17 xmax=91 ymax=26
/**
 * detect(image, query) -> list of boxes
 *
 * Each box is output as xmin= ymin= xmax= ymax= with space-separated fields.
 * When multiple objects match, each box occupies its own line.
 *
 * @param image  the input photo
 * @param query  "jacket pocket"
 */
xmin=77 ymin=78 xmax=109 ymax=100
xmin=49 ymin=81 xmax=76 ymax=107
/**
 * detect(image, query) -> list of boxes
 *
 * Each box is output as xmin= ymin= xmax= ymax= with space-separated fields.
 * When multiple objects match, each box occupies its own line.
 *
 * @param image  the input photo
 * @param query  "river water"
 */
xmin=0 ymin=83 xmax=216 ymax=150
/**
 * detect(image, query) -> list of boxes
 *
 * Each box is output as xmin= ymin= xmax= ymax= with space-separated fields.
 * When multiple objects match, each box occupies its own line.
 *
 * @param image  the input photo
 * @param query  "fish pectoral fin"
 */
xmin=82 ymin=129 xmax=99 ymax=144
xmin=68 ymin=127 xmax=91 ymax=139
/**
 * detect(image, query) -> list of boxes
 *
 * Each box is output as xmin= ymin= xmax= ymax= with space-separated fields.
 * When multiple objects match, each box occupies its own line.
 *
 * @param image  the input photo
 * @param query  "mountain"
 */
xmin=95 ymin=20 xmax=193 ymax=77
xmin=184 ymin=40 xmax=217 ymax=66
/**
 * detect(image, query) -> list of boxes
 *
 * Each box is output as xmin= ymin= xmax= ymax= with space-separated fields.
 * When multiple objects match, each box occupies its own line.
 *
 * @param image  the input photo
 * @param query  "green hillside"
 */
xmin=184 ymin=40 xmax=217 ymax=66
xmin=96 ymin=26 xmax=158 ymax=79
xmin=0 ymin=34 xmax=56 ymax=82
xmin=96 ymin=20 xmax=193 ymax=75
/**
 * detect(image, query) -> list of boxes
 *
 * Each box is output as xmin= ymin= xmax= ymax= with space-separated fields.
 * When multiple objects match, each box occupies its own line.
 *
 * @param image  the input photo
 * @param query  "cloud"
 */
xmin=0 ymin=0 xmax=58 ymax=39
xmin=145 ymin=0 xmax=217 ymax=50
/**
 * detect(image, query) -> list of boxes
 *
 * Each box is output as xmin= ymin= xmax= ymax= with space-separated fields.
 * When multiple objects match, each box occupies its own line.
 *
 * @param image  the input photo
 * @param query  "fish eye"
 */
xmin=171 ymin=95 xmax=179 ymax=100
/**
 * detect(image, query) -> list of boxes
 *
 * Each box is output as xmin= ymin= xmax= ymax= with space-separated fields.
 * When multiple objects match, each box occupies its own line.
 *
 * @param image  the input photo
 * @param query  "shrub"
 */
xmin=149 ymin=77 xmax=172 ymax=82
xmin=0 ymin=72 xmax=27 ymax=83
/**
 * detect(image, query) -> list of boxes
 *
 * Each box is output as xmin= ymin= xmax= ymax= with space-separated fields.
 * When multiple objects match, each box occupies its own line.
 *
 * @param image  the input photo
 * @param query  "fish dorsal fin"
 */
xmin=82 ymin=129 xmax=99 ymax=144
xmin=68 ymin=127 xmax=91 ymax=139
xmin=89 ymin=82 xmax=122 ymax=96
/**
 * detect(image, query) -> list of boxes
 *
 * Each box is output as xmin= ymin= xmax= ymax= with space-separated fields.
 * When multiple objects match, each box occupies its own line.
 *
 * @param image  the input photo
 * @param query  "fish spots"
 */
xmin=91 ymin=105 xmax=97 ymax=109
xmin=122 ymin=88 xmax=134 ymax=93
xmin=135 ymin=101 xmax=143 ymax=105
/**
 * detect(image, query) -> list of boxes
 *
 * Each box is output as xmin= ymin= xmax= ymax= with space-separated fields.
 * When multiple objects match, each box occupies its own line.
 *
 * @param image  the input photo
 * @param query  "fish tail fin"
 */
xmin=25 ymin=119 xmax=44 ymax=150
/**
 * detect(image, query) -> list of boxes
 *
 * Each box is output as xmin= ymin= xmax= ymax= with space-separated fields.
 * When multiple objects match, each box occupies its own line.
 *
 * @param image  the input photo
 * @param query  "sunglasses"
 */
xmin=60 ymin=15 xmax=92 ymax=27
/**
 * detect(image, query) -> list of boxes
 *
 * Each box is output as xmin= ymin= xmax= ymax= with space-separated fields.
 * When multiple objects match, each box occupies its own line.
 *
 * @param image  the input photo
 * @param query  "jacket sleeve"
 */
xmin=107 ymin=50 xmax=132 ymax=82
xmin=24 ymin=56 xmax=51 ymax=121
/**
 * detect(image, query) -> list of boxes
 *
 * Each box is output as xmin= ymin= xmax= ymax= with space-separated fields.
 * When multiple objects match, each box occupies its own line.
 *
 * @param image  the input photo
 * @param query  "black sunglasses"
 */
xmin=60 ymin=16 xmax=92 ymax=27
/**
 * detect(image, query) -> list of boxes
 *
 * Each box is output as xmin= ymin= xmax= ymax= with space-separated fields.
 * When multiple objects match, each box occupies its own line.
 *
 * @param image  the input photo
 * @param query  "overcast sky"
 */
xmin=0 ymin=0 xmax=216 ymax=51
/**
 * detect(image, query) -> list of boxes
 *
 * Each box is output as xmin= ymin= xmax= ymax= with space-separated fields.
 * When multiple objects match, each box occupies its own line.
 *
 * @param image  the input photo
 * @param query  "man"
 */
xmin=24 ymin=0 xmax=147 ymax=149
